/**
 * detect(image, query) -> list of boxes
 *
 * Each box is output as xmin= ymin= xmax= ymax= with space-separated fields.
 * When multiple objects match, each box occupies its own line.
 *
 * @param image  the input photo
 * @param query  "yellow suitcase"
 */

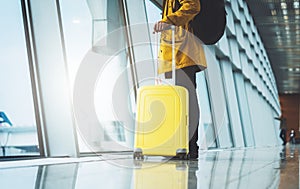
xmin=133 ymin=85 xmax=189 ymax=159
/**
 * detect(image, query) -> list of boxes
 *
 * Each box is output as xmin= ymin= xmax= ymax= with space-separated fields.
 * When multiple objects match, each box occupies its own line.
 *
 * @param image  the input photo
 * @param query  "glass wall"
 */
xmin=59 ymin=0 xmax=93 ymax=153
xmin=60 ymin=0 xmax=134 ymax=153
xmin=196 ymin=72 xmax=217 ymax=149
xmin=59 ymin=0 xmax=92 ymax=88
xmin=233 ymin=72 xmax=255 ymax=147
xmin=219 ymin=59 xmax=245 ymax=147
xmin=204 ymin=46 xmax=233 ymax=148
xmin=0 ymin=1 xmax=39 ymax=157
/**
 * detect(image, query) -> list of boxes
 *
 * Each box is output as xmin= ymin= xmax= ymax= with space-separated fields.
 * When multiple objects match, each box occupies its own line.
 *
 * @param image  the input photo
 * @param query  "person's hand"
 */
xmin=153 ymin=21 xmax=172 ymax=33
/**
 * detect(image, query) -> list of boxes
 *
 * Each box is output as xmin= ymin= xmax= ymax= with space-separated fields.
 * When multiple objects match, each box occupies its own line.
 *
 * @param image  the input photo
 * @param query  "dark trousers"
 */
xmin=165 ymin=66 xmax=200 ymax=154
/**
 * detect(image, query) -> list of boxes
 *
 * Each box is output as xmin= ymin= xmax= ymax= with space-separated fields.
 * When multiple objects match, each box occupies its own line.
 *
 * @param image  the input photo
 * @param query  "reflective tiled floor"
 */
xmin=0 ymin=145 xmax=299 ymax=189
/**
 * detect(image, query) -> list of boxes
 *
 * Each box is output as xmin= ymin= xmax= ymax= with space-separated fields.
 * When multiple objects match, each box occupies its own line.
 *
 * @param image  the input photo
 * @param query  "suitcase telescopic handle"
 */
xmin=155 ymin=25 xmax=176 ymax=85
xmin=171 ymin=25 xmax=176 ymax=85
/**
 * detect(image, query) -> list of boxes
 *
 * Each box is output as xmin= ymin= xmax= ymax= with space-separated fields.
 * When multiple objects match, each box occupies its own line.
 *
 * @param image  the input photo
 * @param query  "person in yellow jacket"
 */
xmin=154 ymin=0 xmax=207 ymax=159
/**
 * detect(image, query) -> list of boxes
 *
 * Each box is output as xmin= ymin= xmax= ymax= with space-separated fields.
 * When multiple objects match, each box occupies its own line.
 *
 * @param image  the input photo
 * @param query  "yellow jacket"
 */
xmin=158 ymin=0 xmax=207 ymax=74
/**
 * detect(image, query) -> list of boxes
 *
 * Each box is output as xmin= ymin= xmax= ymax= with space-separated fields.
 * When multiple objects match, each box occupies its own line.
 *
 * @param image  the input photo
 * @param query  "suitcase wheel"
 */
xmin=176 ymin=152 xmax=188 ymax=160
xmin=176 ymin=149 xmax=188 ymax=160
xmin=133 ymin=151 xmax=144 ymax=160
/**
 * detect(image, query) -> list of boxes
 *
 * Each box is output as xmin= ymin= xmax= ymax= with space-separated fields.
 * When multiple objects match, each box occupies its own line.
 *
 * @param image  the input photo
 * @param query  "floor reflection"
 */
xmin=0 ymin=145 xmax=299 ymax=189
xmin=134 ymin=161 xmax=191 ymax=189
xmin=278 ymin=144 xmax=299 ymax=189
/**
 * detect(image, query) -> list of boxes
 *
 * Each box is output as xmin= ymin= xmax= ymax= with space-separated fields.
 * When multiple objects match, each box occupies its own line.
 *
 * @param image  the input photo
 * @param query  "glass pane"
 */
xmin=233 ymin=72 xmax=255 ymax=146
xmin=0 ymin=1 xmax=40 ymax=157
xmin=218 ymin=62 xmax=235 ymax=146
xmin=219 ymin=61 xmax=245 ymax=147
xmin=60 ymin=0 xmax=133 ymax=153
xmin=145 ymin=0 xmax=162 ymax=61
xmin=58 ymin=0 xmax=92 ymax=87
xmin=196 ymin=72 xmax=217 ymax=149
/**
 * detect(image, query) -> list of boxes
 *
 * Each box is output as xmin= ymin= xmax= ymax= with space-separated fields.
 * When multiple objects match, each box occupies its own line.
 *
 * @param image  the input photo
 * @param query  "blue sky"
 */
xmin=0 ymin=1 xmax=35 ymax=126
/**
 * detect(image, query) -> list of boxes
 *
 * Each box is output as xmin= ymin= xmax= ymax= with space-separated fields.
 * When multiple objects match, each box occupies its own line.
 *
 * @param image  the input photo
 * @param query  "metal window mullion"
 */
xmin=20 ymin=0 xmax=49 ymax=157
xmin=120 ymin=0 xmax=139 ymax=101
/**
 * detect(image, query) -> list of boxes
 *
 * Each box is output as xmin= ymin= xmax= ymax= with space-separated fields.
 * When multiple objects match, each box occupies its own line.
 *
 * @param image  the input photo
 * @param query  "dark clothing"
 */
xmin=166 ymin=65 xmax=200 ymax=156
xmin=279 ymin=128 xmax=286 ymax=145
xmin=275 ymin=117 xmax=287 ymax=145
xmin=160 ymin=0 xmax=205 ymax=158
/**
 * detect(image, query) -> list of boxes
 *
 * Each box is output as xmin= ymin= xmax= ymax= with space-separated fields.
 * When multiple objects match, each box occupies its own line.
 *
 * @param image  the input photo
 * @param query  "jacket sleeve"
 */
xmin=161 ymin=0 xmax=200 ymax=26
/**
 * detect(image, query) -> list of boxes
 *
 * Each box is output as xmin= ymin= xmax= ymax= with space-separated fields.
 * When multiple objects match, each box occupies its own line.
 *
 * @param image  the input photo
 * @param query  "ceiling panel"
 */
xmin=245 ymin=0 xmax=300 ymax=94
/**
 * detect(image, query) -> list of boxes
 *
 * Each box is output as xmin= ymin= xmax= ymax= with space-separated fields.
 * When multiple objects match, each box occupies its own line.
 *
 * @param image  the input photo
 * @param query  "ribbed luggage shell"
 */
xmin=134 ymin=85 xmax=189 ymax=157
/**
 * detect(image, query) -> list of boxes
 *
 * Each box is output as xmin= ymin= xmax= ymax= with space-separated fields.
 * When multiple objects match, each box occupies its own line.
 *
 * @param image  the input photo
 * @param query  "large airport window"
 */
xmin=0 ymin=1 xmax=40 ymax=157
xmin=60 ymin=0 xmax=134 ymax=153
xmin=59 ymin=0 xmax=92 ymax=153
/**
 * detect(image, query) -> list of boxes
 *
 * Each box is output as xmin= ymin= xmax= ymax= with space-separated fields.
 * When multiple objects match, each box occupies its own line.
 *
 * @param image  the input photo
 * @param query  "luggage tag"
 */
xmin=155 ymin=25 xmax=176 ymax=86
